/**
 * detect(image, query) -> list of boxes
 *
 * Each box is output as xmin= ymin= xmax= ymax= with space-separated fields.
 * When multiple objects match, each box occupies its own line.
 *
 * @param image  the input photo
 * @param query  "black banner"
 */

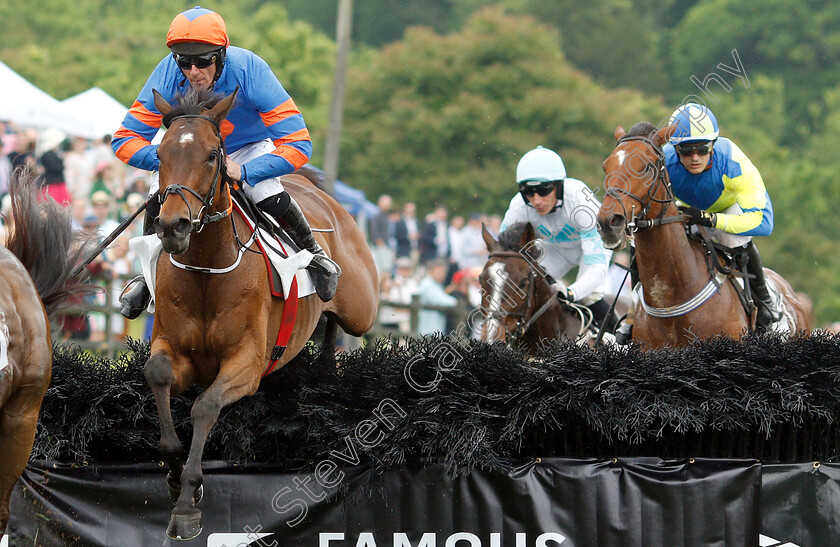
xmin=761 ymin=462 xmax=840 ymax=547
xmin=6 ymin=458 xmax=763 ymax=547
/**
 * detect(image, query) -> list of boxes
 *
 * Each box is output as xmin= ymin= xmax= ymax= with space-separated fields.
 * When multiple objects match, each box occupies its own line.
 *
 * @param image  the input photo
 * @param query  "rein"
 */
xmin=486 ymin=251 xmax=590 ymax=343
xmin=158 ymin=114 xmax=233 ymax=233
xmin=608 ymin=135 xmax=684 ymax=232
xmin=607 ymin=135 xmax=736 ymax=318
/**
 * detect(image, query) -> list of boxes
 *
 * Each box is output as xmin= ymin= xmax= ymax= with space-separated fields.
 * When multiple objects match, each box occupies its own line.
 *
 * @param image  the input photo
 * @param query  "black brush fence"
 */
xmin=36 ymin=331 xmax=840 ymax=476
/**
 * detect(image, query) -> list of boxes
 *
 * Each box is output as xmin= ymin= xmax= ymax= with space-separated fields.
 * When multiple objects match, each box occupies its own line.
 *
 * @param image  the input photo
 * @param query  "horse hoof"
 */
xmin=167 ymin=511 xmax=202 ymax=540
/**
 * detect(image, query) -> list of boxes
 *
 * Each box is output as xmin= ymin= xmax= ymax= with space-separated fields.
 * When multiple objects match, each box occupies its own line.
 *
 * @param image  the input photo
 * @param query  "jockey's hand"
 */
xmin=680 ymin=206 xmax=716 ymax=228
xmin=225 ymin=156 xmax=242 ymax=182
xmin=551 ymin=281 xmax=571 ymax=301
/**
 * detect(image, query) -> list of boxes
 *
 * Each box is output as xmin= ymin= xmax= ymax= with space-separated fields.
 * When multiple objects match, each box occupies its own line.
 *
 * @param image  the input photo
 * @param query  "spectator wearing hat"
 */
xmin=36 ymin=128 xmax=71 ymax=205
xmin=90 ymin=190 xmax=119 ymax=241
xmin=380 ymin=257 xmax=419 ymax=334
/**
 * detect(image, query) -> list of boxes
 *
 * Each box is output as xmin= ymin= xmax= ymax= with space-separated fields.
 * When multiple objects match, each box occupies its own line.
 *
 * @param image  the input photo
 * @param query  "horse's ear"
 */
xmin=614 ymin=125 xmax=626 ymax=142
xmin=521 ymin=222 xmax=536 ymax=245
xmin=153 ymin=89 xmax=172 ymax=118
xmin=208 ymin=86 xmax=239 ymax=124
xmin=481 ymin=222 xmax=498 ymax=252
xmin=655 ymin=124 xmax=677 ymax=147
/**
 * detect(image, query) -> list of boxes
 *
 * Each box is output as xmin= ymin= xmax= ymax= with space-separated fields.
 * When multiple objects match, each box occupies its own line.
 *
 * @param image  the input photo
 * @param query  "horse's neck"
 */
xmin=634 ymin=210 xmax=710 ymax=307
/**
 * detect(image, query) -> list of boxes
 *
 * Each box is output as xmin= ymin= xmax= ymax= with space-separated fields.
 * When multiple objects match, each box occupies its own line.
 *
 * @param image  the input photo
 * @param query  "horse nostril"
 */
xmin=174 ymin=218 xmax=193 ymax=237
xmin=609 ymin=215 xmax=625 ymax=229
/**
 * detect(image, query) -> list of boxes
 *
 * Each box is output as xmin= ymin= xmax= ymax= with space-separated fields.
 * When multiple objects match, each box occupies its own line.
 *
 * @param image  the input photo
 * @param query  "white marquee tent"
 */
xmin=0 ymin=60 xmax=97 ymax=138
xmin=60 ymin=87 xmax=129 ymax=140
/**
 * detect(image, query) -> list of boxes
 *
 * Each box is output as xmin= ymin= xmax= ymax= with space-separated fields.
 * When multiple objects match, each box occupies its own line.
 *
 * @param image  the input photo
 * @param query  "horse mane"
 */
xmin=498 ymin=222 xmax=530 ymax=251
xmin=5 ymin=169 xmax=96 ymax=318
xmin=161 ymin=88 xmax=225 ymax=128
xmin=626 ymin=121 xmax=661 ymax=149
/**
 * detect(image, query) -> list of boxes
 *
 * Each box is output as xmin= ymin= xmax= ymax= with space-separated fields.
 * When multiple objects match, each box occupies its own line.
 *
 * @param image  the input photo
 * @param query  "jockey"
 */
xmin=615 ymin=103 xmax=779 ymax=342
xmin=500 ymin=146 xmax=616 ymax=337
xmin=112 ymin=6 xmax=339 ymax=318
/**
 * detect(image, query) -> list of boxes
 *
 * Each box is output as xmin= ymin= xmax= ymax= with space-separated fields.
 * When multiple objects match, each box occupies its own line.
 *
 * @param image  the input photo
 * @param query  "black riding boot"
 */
xmin=119 ymin=200 xmax=160 ymax=319
xmin=746 ymin=242 xmax=780 ymax=330
xmin=587 ymin=298 xmax=618 ymax=335
xmin=257 ymin=193 xmax=339 ymax=302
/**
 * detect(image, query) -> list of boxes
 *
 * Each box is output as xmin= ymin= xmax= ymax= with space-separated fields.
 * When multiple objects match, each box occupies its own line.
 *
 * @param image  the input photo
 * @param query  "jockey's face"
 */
xmin=525 ymin=186 xmax=558 ymax=216
xmin=676 ymin=141 xmax=712 ymax=174
xmin=180 ymin=58 xmax=217 ymax=90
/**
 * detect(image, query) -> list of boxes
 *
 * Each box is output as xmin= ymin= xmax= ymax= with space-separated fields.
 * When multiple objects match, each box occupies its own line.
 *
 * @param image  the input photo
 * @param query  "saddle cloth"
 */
xmin=129 ymin=207 xmax=316 ymax=314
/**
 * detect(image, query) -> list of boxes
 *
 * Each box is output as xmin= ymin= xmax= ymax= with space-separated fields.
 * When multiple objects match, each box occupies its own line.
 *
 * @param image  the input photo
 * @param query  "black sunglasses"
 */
xmin=174 ymin=52 xmax=217 ymax=70
xmin=675 ymin=142 xmax=713 ymax=157
xmin=520 ymin=184 xmax=556 ymax=198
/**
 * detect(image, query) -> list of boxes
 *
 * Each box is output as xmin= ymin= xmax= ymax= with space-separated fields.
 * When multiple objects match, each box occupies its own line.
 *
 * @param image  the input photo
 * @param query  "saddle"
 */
xmin=687 ymin=226 xmax=787 ymax=332
xmin=228 ymin=188 xmax=316 ymax=300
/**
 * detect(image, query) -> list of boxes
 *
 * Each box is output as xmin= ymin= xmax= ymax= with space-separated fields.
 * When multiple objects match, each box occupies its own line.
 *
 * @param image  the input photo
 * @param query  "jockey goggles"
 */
xmin=520 ymin=182 xmax=557 ymax=198
xmin=174 ymin=51 xmax=218 ymax=70
xmin=675 ymin=141 xmax=714 ymax=157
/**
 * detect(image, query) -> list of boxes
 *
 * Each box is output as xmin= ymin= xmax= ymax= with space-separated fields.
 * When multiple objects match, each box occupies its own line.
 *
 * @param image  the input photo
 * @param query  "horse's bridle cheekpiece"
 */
xmin=159 ymin=114 xmax=232 ymax=233
xmin=608 ymin=135 xmax=684 ymax=232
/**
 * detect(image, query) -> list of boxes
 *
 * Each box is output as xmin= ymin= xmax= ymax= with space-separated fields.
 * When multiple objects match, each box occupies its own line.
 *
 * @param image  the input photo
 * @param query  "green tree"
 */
xmin=668 ymin=0 xmax=840 ymax=140
xmin=339 ymin=8 xmax=663 ymax=215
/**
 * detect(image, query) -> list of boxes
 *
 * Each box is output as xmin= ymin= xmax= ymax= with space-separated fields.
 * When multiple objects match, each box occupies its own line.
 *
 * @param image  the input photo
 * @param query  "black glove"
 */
xmin=680 ymin=206 xmax=716 ymax=228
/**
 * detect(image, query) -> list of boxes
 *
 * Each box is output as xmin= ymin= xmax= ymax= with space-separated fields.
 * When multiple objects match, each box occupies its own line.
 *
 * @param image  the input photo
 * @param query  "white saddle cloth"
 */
xmin=129 ymin=230 xmax=316 ymax=314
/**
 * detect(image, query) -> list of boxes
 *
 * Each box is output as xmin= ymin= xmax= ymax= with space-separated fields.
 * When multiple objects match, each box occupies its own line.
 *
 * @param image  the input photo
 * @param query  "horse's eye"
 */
xmin=208 ymin=150 xmax=218 ymax=163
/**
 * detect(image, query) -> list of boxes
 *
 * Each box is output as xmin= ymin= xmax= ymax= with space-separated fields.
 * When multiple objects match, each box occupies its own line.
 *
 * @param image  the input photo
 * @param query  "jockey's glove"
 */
xmin=680 ymin=206 xmax=716 ymax=228
xmin=550 ymin=281 xmax=572 ymax=301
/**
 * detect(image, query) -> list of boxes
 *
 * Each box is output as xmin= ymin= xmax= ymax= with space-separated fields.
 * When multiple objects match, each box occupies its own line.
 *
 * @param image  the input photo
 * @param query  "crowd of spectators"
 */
xmin=0 ymin=120 xmax=628 ymax=346
xmin=367 ymin=194 xmax=502 ymax=338
xmin=1 ymin=121 xmax=151 ymax=347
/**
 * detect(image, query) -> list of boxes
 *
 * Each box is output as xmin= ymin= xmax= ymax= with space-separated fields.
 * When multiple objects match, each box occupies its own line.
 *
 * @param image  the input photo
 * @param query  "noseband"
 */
xmin=486 ymin=250 xmax=580 ymax=344
xmin=159 ymin=114 xmax=231 ymax=233
xmin=606 ymin=136 xmax=683 ymax=232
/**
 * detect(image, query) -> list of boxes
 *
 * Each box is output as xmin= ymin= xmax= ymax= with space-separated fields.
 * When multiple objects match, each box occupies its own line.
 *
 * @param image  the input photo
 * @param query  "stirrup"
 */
xmin=119 ymin=275 xmax=151 ymax=319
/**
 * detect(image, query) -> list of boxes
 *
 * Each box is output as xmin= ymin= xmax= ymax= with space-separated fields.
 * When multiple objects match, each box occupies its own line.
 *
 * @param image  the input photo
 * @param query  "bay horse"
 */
xmin=0 ymin=171 xmax=91 ymax=535
xmin=597 ymin=122 xmax=811 ymax=348
xmin=479 ymin=222 xmax=589 ymax=350
xmin=147 ymin=89 xmax=378 ymax=539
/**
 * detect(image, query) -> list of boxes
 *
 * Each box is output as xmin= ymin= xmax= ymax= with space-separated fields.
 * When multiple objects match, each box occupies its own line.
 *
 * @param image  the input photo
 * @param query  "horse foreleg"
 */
xmin=168 ymin=361 xmax=259 ymax=540
xmin=144 ymin=349 xmax=188 ymax=504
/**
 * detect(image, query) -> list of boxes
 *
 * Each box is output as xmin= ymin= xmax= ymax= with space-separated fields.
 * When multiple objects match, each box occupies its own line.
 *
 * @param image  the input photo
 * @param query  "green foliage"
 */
xmin=668 ymin=0 xmax=840 ymax=139
xmin=339 ymin=8 xmax=663 ymax=216
xmin=0 ymin=1 xmax=333 ymax=137
xmin=281 ymin=0 xmax=456 ymax=46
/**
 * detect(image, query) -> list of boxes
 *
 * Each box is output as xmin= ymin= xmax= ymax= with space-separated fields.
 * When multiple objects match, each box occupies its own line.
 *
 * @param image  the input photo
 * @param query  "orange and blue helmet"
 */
xmin=167 ymin=6 xmax=229 ymax=55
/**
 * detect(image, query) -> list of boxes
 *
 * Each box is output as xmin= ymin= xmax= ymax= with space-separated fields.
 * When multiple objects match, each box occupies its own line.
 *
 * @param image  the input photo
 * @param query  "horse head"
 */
xmin=478 ymin=221 xmax=553 ymax=345
xmin=597 ymin=122 xmax=677 ymax=250
xmin=152 ymin=87 xmax=239 ymax=254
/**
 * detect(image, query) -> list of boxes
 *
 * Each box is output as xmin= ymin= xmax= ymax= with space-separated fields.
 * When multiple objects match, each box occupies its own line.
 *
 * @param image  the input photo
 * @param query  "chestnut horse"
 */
xmin=597 ymin=122 xmax=811 ymax=348
xmin=147 ymin=89 xmax=378 ymax=539
xmin=0 ymin=171 xmax=91 ymax=535
xmin=479 ymin=222 xmax=589 ymax=350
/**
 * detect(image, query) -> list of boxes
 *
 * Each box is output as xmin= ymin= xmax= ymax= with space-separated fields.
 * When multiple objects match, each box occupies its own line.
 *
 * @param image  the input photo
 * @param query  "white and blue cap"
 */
xmin=668 ymin=103 xmax=719 ymax=145
xmin=516 ymin=146 xmax=566 ymax=186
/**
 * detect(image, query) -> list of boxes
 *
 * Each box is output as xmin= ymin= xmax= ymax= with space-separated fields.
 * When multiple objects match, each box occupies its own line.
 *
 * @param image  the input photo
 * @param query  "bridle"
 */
xmin=484 ymin=251 xmax=591 ymax=344
xmin=605 ymin=135 xmax=684 ymax=232
xmin=158 ymin=114 xmax=232 ymax=233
